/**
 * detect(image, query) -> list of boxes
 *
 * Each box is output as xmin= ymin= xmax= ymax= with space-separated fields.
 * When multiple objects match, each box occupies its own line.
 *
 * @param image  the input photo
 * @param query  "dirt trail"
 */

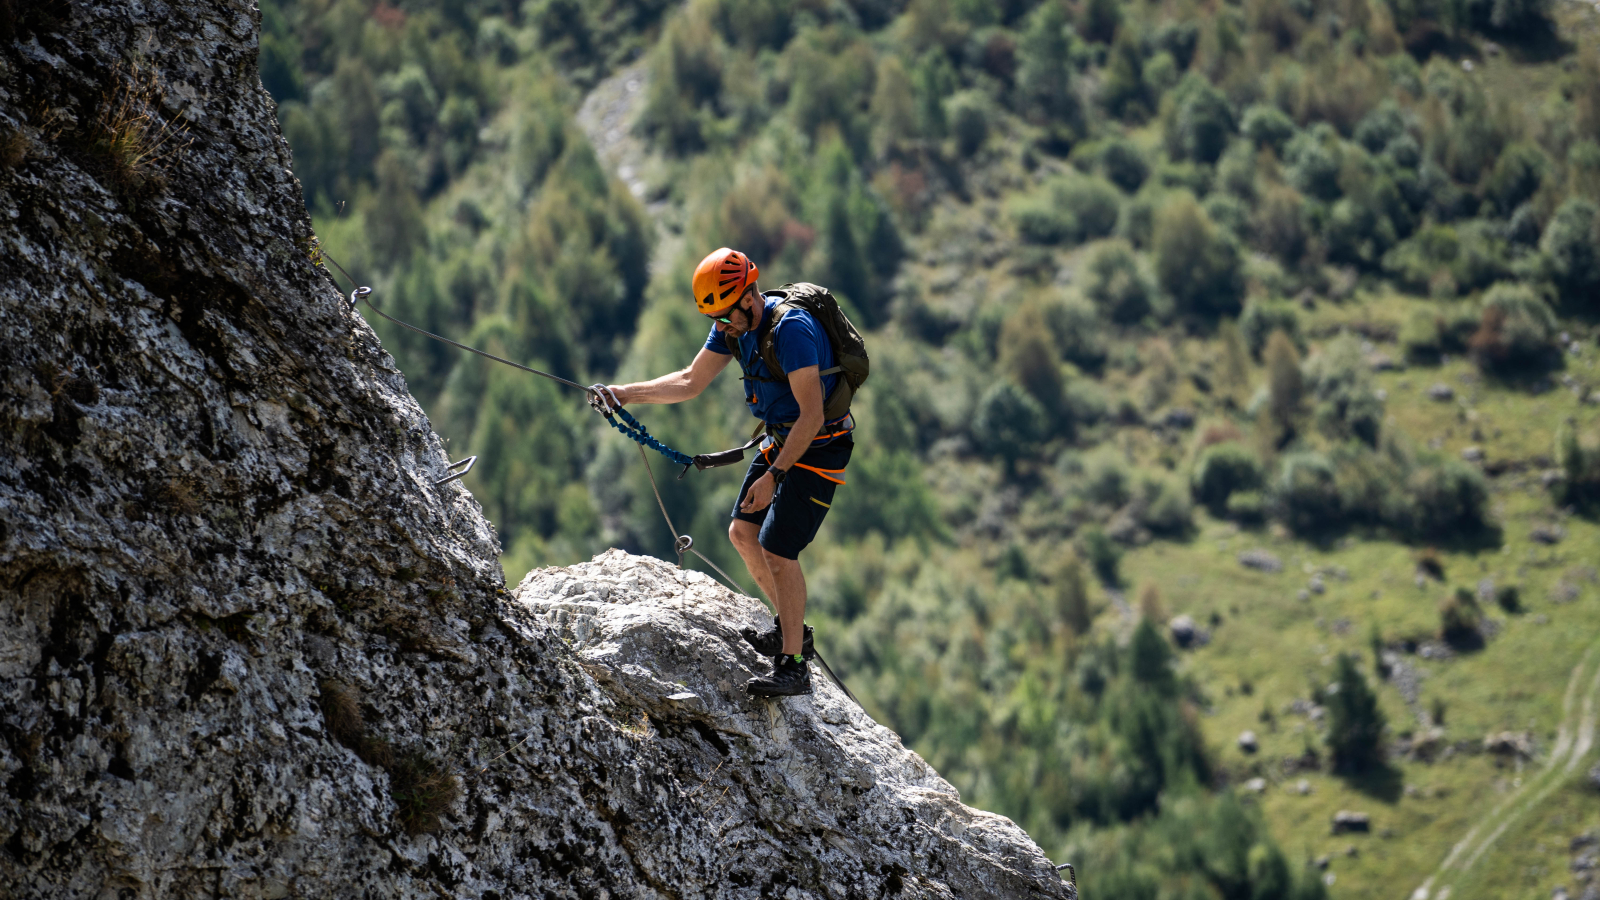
xmin=1410 ymin=641 xmax=1600 ymax=899
xmin=575 ymin=60 xmax=682 ymax=279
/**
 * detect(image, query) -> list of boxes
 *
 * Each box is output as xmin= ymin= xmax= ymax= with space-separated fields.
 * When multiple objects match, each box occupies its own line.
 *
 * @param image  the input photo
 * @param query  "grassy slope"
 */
xmin=1110 ymin=300 xmax=1600 ymax=898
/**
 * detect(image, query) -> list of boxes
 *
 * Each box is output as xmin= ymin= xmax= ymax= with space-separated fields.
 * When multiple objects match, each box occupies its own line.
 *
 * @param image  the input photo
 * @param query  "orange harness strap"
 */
xmin=761 ymin=444 xmax=847 ymax=485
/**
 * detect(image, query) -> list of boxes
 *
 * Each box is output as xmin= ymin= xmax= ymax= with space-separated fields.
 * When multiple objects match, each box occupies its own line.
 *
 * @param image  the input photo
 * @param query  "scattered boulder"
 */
xmin=1408 ymin=726 xmax=1447 ymax=762
xmin=1427 ymin=383 xmax=1455 ymax=401
xmin=1532 ymin=523 xmax=1566 ymax=545
xmin=1331 ymin=811 xmax=1371 ymax=834
xmin=1368 ymin=352 xmax=1400 ymax=372
xmin=1313 ymin=855 xmax=1331 ymax=870
xmin=1484 ymin=731 xmax=1535 ymax=759
xmin=1169 ymin=615 xmax=1198 ymax=648
xmin=1295 ymin=779 xmax=1314 ymax=795
xmin=1239 ymin=549 xmax=1283 ymax=573
xmin=1244 ymin=777 xmax=1267 ymax=792
xmin=1309 ymin=575 xmax=1326 ymax=595
xmin=1461 ymin=446 xmax=1484 ymax=462
xmin=1238 ymin=730 xmax=1259 ymax=754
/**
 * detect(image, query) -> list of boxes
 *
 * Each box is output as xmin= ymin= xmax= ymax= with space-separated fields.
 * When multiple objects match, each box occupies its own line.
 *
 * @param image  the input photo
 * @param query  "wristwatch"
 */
xmin=769 ymin=466 xmax=788 ymax=486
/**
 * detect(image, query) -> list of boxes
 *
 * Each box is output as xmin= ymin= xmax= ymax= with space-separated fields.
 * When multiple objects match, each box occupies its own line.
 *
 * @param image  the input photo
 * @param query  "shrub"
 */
xmin=1060 ymin=175 xmax=1124 ymax=242
xmin=1215 ymin=139 xmax=1256 ymax=200
xmin=1042 ymin=293 xmax=1110 ymax=371
xmin=1137 ymin=473 xmax=1194 ymax=536
xmin=1101 ymin=33 xmax=1155 ymax=122
xmin=1000 ymin=301 xmax=1066 ymax=415
xmin=832 ymin=450 xmax=945 ymax=543
xmin=1304 ymin=334 xmax=1384 ymax=446
xmin=1240 ymin=103 xmax=1296 ymax=153
xmin=1403 ymin=459 xmax=1491 ymax=540
xmin=1399 ymin=306 xmax=1481 ymax=363
xmin=975 ymin=381 xmax=1048 ymax=474
xmin=1264 ymin=329 xmax=1306 ymax=438
xmin=1016 ymin=2 xmax=1083 ymax=131
xmin=947 ymin=90 xmax=990 ymax=158
xmin=1101 ymin=138 xmax=1150 ymax=192
xmin=1167 ymin=74 xmax=1235 ymax=164
xmin=1204 ymin=194 xmax=1250 ymax=240
xmin=1325 ymin=653 xmax=1386 ymax=774
xmin=1275 ymin=452 xmax=1340 ymax=533
xmin=1084 ymin=240 xmax=1153 ymax=324
xmin=1483 ymin=142 xmax=1547 ymax=216
xmin=1495 ymin=584 xmax=1522 ymax=614
xmin=1284 ymin=125 xmax=1342 ymax=201
xmin=1439 ymin=586 xmax=1483 ymax=648
xmin=1226 ymin=490 xmax=1265 ymax=522
xmin=1013 ymin=174 xmax=1123 ymax=246
xmin=1541 ymin=198 xmax=1600 ymax=306
xmin=1192 ymin=442 xmax=1265 ymax=514
xmin=1250 ymin=184 xmax=1309 ymax=264
xmin=1153 ymin=193 xmax=1244 ymax=317
xmin=1080 ymin=524 xmax=1122 ymax=583
xmin=1129 ymin=617 xmax=1176 ymax=692
xmin=1013 ymin=199 xmax=1076 ymax=245
xmin=1470 ymin=282 xmax=1558 ymax=373
xmin=1053 ymin=558 xmax=1094 ymax=635
xmin=1353 ymin=101 xmax=1409 ymax=153
xmin=1078 ymin=446 xmax=1134 ymax=507
xmin=1555 ymin=422 xmax=1600 ymax=508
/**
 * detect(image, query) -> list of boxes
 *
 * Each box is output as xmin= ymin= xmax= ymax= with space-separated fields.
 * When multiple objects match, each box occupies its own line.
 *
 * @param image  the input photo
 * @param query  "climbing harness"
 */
xmin=323 ymin=252 xmax=860 ymax=706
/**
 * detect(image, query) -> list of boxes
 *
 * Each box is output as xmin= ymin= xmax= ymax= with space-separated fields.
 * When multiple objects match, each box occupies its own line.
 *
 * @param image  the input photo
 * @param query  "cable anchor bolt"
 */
xmin=434 ymin=455 xmax=477 ymax=486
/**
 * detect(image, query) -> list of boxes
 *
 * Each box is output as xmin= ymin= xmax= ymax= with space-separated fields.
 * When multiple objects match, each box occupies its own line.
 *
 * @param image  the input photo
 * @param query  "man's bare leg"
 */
xmin=762 ymin=551 xmax=807 ymax=656
xmin=728 ymin=519 xmax=780 ymax=604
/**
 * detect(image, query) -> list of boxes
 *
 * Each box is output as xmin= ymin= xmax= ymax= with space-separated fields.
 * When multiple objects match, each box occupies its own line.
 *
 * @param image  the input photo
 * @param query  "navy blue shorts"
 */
xmin=731 ymin=438 xmax=853 ymax=560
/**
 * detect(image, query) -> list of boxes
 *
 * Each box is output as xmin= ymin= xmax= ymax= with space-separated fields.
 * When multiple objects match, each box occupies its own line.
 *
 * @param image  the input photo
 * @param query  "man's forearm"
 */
xmin=615 ymin=369 xmax=701 ymax=405
xmin=771 ymin=407 xmax=824 ymax=471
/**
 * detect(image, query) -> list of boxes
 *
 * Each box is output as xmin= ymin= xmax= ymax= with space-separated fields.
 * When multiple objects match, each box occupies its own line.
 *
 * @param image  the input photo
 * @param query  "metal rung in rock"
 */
xmin=434 ymin=455 xmax=477 ymax=486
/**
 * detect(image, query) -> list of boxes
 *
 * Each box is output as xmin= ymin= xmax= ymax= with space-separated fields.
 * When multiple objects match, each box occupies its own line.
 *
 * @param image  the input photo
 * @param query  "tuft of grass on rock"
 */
xmin=317 ymin=679 xmax=456 ymax=835
xmin=318 ymin=679 xmax=365 ymax=751
xmin=388 ymin=748 xmax=460 ymax=836
xmin=92 ymin=58 xmax=189 ymax=188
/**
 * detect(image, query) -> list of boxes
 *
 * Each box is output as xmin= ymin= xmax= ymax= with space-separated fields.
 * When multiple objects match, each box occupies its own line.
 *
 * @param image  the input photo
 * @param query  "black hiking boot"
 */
xmin=740 ymin=616 xmax=815 ymax=660
xmin=745 ymin=654 xmax=813 ymax=697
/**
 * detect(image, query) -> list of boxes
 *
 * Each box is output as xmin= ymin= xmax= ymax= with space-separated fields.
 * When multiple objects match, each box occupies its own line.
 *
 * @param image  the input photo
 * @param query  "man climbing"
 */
xmin=589 ymin=248 xmax=856 ymax=697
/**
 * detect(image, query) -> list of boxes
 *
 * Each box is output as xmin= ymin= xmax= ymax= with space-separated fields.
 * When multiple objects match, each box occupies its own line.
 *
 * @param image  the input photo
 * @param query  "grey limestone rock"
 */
xmin=0 ymin=6 xmax=1072 ymax=899
xmin=1238 ymin=549 xmax=1283 ymax=573
xmin=1330 ymin=810 xmax=1370 ymax=834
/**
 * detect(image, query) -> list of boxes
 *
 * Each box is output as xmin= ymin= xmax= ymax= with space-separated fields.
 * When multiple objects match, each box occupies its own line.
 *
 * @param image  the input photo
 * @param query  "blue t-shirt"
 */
xmin=704 ymin=295 xmax=845 ymax=438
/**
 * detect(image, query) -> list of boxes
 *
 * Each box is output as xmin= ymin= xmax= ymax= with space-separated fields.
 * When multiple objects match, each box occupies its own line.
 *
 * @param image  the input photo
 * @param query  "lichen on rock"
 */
xmin=0 ymin=3 xmax=1071 ymax=898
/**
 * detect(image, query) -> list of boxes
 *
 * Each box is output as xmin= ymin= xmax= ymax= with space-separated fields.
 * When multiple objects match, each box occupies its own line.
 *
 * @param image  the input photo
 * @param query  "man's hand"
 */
xmin=739 ymin=471 xmax=778 ymax=514
xmin=587 ymin=384 xmax=623 ymax=415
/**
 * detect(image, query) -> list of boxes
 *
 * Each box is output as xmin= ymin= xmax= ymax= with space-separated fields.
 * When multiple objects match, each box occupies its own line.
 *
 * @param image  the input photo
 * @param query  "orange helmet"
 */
xmin=692 ymin=247 xmax=758 ymax=315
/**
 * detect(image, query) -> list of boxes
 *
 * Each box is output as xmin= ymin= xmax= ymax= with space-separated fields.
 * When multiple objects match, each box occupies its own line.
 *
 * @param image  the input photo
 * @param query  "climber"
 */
xmin=589 ymin=247 xmax=862 ymax=697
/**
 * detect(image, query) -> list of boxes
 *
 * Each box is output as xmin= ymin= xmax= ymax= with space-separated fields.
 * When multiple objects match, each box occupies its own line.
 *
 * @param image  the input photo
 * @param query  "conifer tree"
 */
xmin=1326 ymin=653 xmax=1387 ymax=773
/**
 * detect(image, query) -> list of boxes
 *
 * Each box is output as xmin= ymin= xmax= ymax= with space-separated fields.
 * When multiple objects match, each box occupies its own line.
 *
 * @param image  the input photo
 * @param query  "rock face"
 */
xmin=0 ymin=5 xmax=1071 ymax=900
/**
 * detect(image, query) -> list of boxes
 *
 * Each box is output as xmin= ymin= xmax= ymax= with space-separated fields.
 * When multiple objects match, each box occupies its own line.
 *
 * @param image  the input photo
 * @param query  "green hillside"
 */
xmin=264 ymin=0 xmax=1600 ymax=895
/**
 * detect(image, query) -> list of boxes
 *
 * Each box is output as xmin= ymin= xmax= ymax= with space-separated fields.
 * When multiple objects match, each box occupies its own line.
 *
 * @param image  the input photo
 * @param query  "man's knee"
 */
xmin=729 ymin=519 xmax=759 ymax=548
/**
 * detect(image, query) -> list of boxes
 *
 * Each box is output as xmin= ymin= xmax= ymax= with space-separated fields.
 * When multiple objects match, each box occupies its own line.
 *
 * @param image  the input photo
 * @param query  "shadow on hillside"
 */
xmin=1406 ymin=15 xmax=1573 ymax=65
xmin=1344 ymin=761 xmax=1404 ymax=804
xmin=1421 ymin=522 xmax=1504 ymax=555
xmin=1492 ymin=17 xmax=1575 ymax=64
